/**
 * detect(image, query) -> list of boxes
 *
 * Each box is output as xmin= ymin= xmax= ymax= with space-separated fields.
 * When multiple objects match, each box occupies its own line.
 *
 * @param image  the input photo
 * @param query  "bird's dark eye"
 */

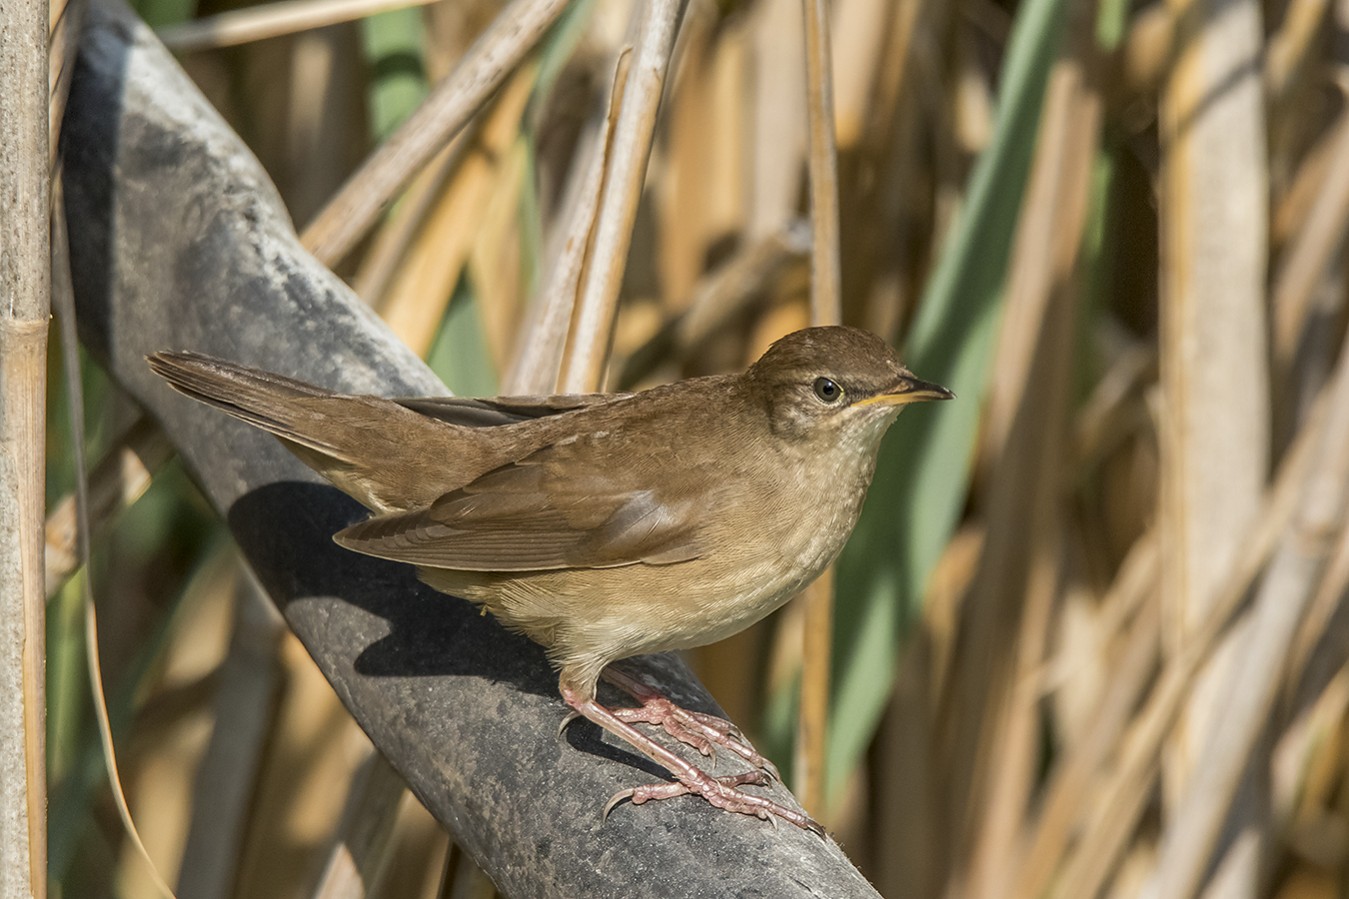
xmin=813 ymin=377 xmax=843 ymax=403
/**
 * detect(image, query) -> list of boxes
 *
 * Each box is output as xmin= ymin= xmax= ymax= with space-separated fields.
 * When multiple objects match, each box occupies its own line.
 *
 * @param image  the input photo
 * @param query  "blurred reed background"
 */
xmin=43 ymin=0 xmax=1349 ymax=896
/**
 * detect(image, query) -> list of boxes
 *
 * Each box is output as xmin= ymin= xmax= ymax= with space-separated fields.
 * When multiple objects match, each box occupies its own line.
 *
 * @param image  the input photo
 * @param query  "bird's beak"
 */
xmin=857 ymin=374 xmax=955 ymax=407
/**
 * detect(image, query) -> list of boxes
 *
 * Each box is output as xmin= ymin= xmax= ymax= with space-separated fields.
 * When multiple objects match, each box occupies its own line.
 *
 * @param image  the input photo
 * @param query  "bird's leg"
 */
xmin=560 ymin=684 xmax=823 ymax=835
xmin=600 ymin=666 xmax=781 ymax=780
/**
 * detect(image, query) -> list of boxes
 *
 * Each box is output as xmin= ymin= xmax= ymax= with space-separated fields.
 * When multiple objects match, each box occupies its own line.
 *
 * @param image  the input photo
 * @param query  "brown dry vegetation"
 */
xmin=38 ymin=0 xmax=1349 ymax=896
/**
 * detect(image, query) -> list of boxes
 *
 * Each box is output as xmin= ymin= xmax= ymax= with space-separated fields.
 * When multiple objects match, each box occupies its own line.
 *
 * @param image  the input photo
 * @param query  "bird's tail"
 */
xmin=148 ymin=351 xmax=480 ymax=512
xmin=146 ymin=351 xmax=348 ymax=458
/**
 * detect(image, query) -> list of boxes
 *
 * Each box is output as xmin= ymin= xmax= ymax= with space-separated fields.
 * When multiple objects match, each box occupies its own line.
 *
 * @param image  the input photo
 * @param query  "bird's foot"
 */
xmin=561 ymin=684 xmax=823 ymax=837
xmin=602 ymin=667 xmax=780 ymax=779
xmin=607 ymin=696 xmax=781 ymax=779
xmin=604 ymin=768 xmax=823 ymax=835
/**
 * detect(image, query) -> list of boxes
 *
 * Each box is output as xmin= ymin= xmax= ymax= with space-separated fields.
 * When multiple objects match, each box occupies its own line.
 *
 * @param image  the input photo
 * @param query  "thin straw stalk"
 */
xmin=0 ymin=0 xmax=50 ymax=890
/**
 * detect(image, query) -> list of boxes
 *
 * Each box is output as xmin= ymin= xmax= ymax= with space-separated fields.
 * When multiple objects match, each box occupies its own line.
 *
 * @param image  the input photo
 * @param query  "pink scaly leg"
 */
xmin=560 ymin=683 xmax=822 ymax=835
xmin=600 ymin=667 xmax=782 ymax=781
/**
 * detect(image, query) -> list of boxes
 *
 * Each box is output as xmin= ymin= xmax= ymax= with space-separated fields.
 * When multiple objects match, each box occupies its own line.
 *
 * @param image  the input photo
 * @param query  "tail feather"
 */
xmin=147 ymin=350 xmax=481 ymax=512
xmin=146 ymin=351 xmax=346 ymax=458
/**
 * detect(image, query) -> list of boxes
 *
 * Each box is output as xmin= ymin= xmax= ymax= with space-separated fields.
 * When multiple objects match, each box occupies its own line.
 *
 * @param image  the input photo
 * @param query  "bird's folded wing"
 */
xmin=333 ymin=437 xmax=705 ymax=571
xmin=396 ymin=393 xmax=629 ymax=428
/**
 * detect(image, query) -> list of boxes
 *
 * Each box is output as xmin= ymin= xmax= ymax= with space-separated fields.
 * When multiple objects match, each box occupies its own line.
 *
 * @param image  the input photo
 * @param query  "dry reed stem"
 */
xmin=1157 ymin=1 xmax=1269 ymax=889
xmin=0 ymin=330 xmax=48 ymax=899
xmin=871 ymin=601 xmax=942 ymax=894
xmin=796 ymin=575 xmax=833 ymax=816
xmin=1114 ymin=3 xmax=1171 ymax=106
xmin=797 ymin=0 xmax=843 ymax=819
xmin=508 ymin=49 xmax=628 ymax=394
xmin=300 ymin=0 xmax=569 ymax=265
xmin=158 ymin=0 xmax=440 ymax=52
xmin=1053 ymin=373 xmax=1333 ymax=898
xmin=978 ymin=11 xmax=1099 ymax=469
xmin=0 ymin=0 xmax=49 ymax=889
xmin=557 ymin=0 xmax=682 ymax=392
xmin=800 ymin=0 xmax=842 ymax=328
xmin=1143 ymin=333 xmax=1349 ymax=899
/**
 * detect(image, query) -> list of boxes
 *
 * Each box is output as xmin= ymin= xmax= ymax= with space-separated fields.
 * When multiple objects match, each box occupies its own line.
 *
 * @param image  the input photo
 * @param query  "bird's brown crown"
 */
xmin=748 ymin=326 xmax=909 ymax=400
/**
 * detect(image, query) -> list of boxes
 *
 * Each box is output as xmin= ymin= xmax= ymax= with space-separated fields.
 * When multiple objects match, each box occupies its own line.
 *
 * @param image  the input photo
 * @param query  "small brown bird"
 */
xmin=148 ymin=326 xmax=950 ymax=832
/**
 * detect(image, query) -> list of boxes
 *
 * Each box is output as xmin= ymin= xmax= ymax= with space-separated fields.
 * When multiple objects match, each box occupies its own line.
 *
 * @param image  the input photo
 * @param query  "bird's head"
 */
xmin=746 ymin=326 xmax=953 ymax=446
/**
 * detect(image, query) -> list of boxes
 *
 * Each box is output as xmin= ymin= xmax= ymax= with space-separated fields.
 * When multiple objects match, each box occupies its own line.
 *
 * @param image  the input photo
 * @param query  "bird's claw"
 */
xmin=556 ymin=710 xmax=583 ymax=740
xmin=601 ymin=768 xmax=823 ymax=835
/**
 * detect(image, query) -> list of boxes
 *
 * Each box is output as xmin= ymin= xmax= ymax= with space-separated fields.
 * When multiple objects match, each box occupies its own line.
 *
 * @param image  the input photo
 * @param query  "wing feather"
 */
xmin=334 ymin=434 xmax=705 ymax=571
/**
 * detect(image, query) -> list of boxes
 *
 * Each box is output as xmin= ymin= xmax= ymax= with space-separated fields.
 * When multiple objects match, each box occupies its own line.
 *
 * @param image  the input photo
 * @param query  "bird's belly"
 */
xmin=601 ymin=522 xmax=844 ymax=658
xmin=440 ymin=534 xmax=835 ymax=661
xmin=660 ymin=528 xmax=844 ymax=649
xmin=657 ymin=560 xmax=815 ymax=650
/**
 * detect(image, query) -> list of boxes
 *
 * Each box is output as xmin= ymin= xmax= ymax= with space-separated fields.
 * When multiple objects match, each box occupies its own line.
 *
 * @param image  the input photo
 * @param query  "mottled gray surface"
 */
xmin=59 ymin=2 xmax=883 ymax=896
